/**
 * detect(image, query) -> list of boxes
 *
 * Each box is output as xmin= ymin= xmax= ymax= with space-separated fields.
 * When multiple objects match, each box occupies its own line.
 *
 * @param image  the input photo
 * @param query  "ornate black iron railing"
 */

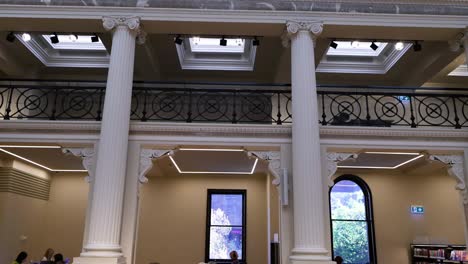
xmin=1 ymin=80 xmax=468 ymax=129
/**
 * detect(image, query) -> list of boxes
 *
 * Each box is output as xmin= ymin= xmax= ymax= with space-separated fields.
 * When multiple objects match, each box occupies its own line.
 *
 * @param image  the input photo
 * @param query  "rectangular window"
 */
xmin=206 ymin=189 xmax=246 ymax=263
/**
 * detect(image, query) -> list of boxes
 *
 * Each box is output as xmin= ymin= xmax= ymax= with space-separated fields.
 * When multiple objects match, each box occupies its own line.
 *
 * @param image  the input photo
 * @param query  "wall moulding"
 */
xmin=2 ymin=6 xmax=468 ymax=29
xmin=2 ymin=121 xmax=468 ymax=144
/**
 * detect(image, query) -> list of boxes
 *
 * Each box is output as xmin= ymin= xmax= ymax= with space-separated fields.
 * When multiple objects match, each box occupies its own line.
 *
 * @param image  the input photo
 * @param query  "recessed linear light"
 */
xmin=364 ymin=151 xmax=421 ymax=155
xmin=337 ymin=154 xmax=424 ymax=170
xmin=0 ymin=148 xmax=87 ymax=172
xmin=169 ymin=155 xmax=258 ymax=175
xmin=179 ymin=148 xmax=244 ymax=152
xmin=0 ymin=145 xmax=61 ymax=149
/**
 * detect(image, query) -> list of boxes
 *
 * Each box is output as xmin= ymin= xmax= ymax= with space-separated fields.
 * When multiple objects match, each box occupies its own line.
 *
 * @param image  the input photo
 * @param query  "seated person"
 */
xmin=229 ymin=250 xmax=239 ymax=264
xmin=12 ymin=251 xmax=28 ymax=264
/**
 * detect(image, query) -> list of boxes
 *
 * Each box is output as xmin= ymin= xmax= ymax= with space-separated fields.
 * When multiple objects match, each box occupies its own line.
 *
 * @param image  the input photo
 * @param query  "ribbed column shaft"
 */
xmin=82 ymin=23 xmax=137 ymax=257
xmin=290 ymin=29 xmax=327 ymax=255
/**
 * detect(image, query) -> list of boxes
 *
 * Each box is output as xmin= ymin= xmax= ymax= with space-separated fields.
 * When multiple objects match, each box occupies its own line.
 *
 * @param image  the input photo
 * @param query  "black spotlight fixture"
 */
xmin=413 ymin=41 xmax=422 ymax=52
xmin=329 ymin=39 xmax=338 ymax=49
xmin=91 ymin=33 xmax=99 ymax=43
xmin=174 ymin=34 xmax=183 ymax=45
xmin=50 ymin=33 xmax=59 ymax=44
xmin=370 ymin=41 xmax=379 ymax=51
xmin=252 ymin=36 xmax=260 ymax=46
xmin=6 ymin=32 xmax=15 ymax=42
xmin=220 ymin=36 xmax=227 ymax=46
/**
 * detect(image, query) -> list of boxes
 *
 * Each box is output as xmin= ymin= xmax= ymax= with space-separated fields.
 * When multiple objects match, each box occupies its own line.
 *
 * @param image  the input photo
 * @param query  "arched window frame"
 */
xmin=329 ymin=174 xmax=377 ymax=264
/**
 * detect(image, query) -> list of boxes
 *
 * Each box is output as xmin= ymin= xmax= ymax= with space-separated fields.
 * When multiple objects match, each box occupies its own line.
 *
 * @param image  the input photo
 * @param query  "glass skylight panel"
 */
xmin=189 ymin=37 xmax=245 ymax=53
xmin=42 ymin=34 xmax=106 ymax=50
xmin=327 ymin=41 xmax=387 ymax=57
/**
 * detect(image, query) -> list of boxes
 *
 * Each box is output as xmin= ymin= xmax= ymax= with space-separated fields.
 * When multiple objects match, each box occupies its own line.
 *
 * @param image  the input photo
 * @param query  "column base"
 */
xmin=290 ymin=248 xmax=335 ymax=264
xmin=73 ymin=257 xmax=126 ymax=264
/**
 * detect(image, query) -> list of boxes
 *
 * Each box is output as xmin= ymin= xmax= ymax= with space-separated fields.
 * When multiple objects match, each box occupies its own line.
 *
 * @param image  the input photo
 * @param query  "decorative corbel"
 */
xmin=247 ymin=151 xmax=281 ymax=186
xmin=429 ymin=154 xmax=467 ymax=204
xmin=62 ymin=148 xmax=95 ymax=183
xmin=326 ymin=152 xmax=358 ymax=187
xmin=138 ymin=149 xmax=173 ymax=184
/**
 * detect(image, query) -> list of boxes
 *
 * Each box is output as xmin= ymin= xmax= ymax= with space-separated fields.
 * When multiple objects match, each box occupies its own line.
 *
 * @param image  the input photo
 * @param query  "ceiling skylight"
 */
xmin=189 ymin=37 xmax=245 ymax=53
xmin=448 ymin=64 xmax=468 ymax=77
xmin=327 ymin=41 xmax=388 ymax=57
xmin=318 ymin=41 xmax=411 ymax=74
xmin=176 ymin=36 xmax=257 ymax=71
xmin=42 ymin=34 xmax=106 ymax=50
xmin=17 ymin=33 xmax=109 ymax=68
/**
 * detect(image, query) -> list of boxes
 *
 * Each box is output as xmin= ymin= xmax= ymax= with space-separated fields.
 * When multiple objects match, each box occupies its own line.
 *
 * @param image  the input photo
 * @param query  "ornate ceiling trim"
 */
xmin=1 ymin=6 xmax=468 ymax=29
xmin=2 ymin=120 xmax=468 ymax=142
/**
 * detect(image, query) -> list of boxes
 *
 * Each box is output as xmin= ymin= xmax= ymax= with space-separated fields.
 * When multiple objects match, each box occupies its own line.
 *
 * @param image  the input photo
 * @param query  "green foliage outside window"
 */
xmin=331 ymin=181 xmax=371 ymax=264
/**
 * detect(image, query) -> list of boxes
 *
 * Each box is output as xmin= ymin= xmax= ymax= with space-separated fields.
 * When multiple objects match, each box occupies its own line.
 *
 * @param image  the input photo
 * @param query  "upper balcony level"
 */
xmin=1 ymin=80 xmax=467 ymax=130
xmin=2 ymin=0 xmax=468 ymax=16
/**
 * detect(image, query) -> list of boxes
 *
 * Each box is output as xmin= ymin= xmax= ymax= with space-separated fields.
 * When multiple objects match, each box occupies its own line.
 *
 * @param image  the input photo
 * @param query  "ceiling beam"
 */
xmin=400 ymin=42 xmax=463 ymax=87
xmin=0 ymin=42 xmax=27 ymax=77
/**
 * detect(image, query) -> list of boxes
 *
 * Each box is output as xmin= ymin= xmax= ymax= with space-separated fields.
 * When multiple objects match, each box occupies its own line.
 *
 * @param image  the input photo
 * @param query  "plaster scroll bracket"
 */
xmin=429 ymin=154 xmax=467 ymax=204
xmin=139 ymin=149 xmax=173 ymax=184
xmin=247 ymin=151 xmax=281 ymax=186
xmin=326 ymin=152 xmax=359 ymax=187
xmin=62 ymin=147 xmax=96 ymax=183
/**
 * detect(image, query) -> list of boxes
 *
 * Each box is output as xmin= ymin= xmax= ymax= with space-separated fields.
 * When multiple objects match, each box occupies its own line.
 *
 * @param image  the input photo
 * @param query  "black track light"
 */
xmin=370 ymin=41 xmax=379 ymax=51
xmin=6 ymin=32 xmax=15 ymax=42
xmin=413 ymin=41 xmax=422 ymax=52
xmin=220 ymin=36 xmax=227 ymax=46
xmin=91 ymin=33 xmax=99 ymax=43
xmin=252 ymin=36 xmax=260 ymax=46
xmin=329 ymin=39 xmax=338 ymax=49
xmin=174 ymin=35 xmax=183 ymax=45
xmin=50 ymin=33 xmax=59 ymax=44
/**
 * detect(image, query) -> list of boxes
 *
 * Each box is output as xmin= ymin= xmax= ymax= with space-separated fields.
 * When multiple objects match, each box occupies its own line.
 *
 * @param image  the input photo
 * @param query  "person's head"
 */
xmin=229 ymin=251 xmax=239 ymax=260
xmin=15 ymin=251 xmax=28 ymax=263
xmin=54 ymin=253 xmax=64 ymax=264
xmin=334 ymin=256 xmax=343 ymax=264
xmin=44 ymin=248 xmax=54 ymax=260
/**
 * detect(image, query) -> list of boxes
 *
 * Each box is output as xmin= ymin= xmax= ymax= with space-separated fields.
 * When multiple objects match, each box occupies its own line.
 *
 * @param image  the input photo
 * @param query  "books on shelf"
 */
xmin=411 ymin=244 xmax=468 ymax=263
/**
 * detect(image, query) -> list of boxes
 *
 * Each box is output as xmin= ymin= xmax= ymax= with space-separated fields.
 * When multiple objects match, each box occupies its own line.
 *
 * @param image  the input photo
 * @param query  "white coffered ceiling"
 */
xmin=0 ymin=19 xmax=467 ymax=87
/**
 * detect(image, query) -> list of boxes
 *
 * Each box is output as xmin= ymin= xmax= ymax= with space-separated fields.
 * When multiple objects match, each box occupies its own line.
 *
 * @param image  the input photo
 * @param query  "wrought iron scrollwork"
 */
xmin=1 ymin=81 xmax=468 ymax=129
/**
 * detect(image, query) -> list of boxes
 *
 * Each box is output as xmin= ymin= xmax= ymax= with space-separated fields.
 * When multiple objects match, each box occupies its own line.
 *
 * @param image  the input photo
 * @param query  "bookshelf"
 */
xmin=411 ymin=244 xmax=468 ymax=264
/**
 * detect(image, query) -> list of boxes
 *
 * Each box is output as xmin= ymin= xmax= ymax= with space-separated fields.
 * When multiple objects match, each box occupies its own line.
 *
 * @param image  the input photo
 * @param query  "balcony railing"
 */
xmin=1 ymin=80 xmax=468 ymax=129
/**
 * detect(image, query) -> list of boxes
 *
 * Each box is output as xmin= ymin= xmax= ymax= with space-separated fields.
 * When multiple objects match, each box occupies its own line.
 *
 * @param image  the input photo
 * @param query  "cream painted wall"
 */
xmin=0 ymin=173 xmax=88 ymax=263
xmin=0 ymin=192 xmax=48 ymax=264
xmin=136 ymin=173 xmax=269 ymax=264
xmin=336 ymin=167 xmax=465 ymax=264
xmin=42 ymin=173 xmax=89 ymax=260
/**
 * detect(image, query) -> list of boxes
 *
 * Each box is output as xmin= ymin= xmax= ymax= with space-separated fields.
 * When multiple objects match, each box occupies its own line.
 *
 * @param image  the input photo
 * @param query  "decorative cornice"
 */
xmin=62 ymin=147 xmax=96 ymax=182
xmin=102 ymin=16 xmax=146 ymax=44
xmin=326 ymin=152 xmax=358 ymax=186
xmin=429 ymin=154 xmax=467 ymax=204
xmin=248 ymin=151 xmax=281 ymax=185
xmin=138 ymin=149 xmax=173 ymax=183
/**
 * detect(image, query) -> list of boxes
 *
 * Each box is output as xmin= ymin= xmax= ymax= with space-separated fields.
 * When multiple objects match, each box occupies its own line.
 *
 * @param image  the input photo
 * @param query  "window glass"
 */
xmin=330 ymin=177 xmax=375 ymax=264
xmin=207 ymin=191 xmax=245 ymax=262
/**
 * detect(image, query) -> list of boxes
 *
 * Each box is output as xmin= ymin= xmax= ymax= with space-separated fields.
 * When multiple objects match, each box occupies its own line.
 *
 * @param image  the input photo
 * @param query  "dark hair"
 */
xmin=16 ymin=251 xmax=28 ymax=263
xmin=54 ymin=253 xmax=64 ymax=263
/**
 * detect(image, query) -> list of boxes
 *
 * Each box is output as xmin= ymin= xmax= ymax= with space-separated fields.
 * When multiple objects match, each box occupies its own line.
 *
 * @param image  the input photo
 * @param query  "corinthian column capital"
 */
xmin=102 ymin=16 xmax=146 ymax=44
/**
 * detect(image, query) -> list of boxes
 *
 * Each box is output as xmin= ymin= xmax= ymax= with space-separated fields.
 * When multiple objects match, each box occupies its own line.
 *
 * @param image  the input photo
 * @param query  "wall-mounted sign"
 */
xmin=411 ymin=205 xmax=424 ymax=214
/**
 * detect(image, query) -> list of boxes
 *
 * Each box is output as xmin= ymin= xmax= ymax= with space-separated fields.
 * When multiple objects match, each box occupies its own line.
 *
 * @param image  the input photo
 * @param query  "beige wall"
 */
xmin=336 ymin=167 xmax=465 ymax=264
xmin=0 ymin=173 xmax=88 ymax=263
xmin=136 ymin=173 xmax=270 ymax=264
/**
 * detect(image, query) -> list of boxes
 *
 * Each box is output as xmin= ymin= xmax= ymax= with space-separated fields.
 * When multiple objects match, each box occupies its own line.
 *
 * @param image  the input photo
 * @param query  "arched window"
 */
xmin=329 ymin=175 xmax=376 ymax=264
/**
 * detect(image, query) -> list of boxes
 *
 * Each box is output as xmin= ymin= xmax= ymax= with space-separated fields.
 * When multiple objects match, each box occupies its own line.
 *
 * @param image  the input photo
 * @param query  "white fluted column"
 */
xmin=74 ymin=16 xmax=144 ymax=264
xmin=286 ymin=21 xmax=333 ymax=264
